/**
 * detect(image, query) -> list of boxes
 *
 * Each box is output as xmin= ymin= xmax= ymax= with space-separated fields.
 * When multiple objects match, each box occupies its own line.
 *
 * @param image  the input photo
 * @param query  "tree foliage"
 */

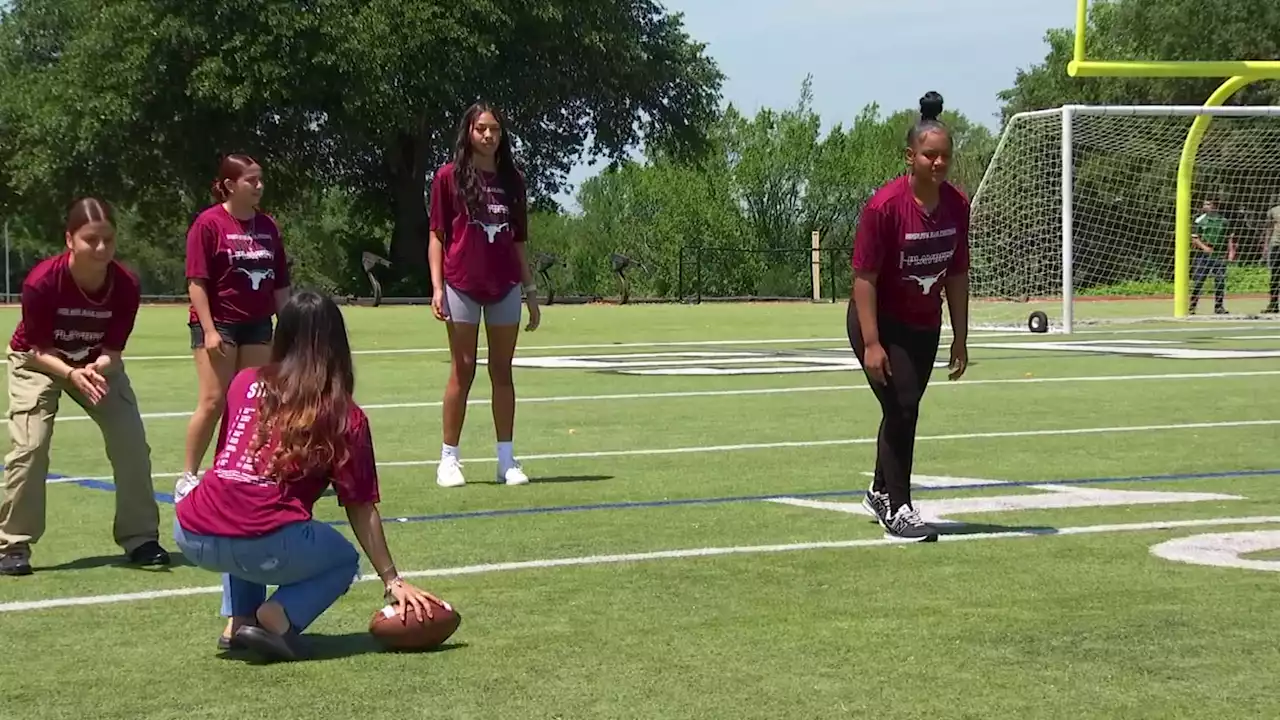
xmin=539 ymin=79 xmax=997 ymax=300
xmin=1000 ymin=0 xmax=1280 ymax=120
xmin=0 ymin=0 xmax=722 ymax=293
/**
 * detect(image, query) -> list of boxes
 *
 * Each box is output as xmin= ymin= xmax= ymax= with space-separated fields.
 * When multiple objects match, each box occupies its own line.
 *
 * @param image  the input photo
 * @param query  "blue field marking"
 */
xmin=50 ymin=466 xmax=1280 ymax=526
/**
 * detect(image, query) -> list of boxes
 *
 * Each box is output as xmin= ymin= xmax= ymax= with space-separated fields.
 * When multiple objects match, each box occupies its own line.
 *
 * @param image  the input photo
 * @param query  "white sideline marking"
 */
xmin=0 ymin=337 xmax=856 ymax=365
xmin=4 ymin=515 xmax=1280 ymax=614
xmin=860 ymin=473 xmax=1009 ymax=488
xmin=1150 ymin=530 xmax=1280 ymax=572
xmin=772 ymin=486 xmax=1239 ymax=523
xmin=9 ymin=322 xmax=1280 ymax=365
xmin=51 ymin=418 xmax=1280 ymax=483
xmin=43 ymin=368 xmax=1280 ymax=424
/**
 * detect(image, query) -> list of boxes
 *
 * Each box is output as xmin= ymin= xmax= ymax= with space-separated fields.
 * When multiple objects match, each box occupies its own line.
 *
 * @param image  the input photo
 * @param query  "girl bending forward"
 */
xmin=174 ymin=290 xmax=443 ymax=661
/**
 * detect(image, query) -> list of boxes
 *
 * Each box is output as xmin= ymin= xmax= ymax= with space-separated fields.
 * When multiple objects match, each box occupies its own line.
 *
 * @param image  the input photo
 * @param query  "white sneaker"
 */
xmin=498 ymin=462 xmax=529 ymax=486
xmin=436 ymin=456 xmax=466 ymax=488
xmin=174 ymin=471 xmax=200 ymax=503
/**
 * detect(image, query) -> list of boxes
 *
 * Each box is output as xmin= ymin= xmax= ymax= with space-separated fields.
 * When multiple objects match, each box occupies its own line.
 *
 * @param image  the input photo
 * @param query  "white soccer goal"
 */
xmin=969 ymin=105 xmax=1280 ymax=334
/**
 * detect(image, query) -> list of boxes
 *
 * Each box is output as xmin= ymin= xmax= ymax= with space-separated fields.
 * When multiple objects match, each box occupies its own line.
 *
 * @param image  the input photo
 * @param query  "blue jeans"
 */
xmin=173 ymin=519 xmax=361 ymax=632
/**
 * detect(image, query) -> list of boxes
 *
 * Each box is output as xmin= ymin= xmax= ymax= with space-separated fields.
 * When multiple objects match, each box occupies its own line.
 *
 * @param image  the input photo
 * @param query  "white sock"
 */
xmin=441 ymin=444 xmax=460 ymax=462
xmin=497 ymin=441 xmax=515 ymax=468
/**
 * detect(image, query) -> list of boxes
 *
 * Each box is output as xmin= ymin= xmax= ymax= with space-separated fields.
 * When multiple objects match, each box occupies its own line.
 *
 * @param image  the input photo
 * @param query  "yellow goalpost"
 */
xmin=1065 ymin=0 xmax=1280 ymax=318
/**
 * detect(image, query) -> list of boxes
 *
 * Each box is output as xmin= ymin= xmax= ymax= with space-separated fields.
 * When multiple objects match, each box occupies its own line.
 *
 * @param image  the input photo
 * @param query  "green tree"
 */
xmin=999 ymin=0 xmax=1280 ymax=120
xmin=0 ymin=0 xmax=723 ymax=292
xmin=546 ymin=80 xmax=997 ymax=301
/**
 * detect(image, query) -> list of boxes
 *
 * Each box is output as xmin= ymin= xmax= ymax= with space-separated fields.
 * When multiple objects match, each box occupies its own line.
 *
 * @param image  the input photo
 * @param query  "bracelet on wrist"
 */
xmin=382 ymin=573 xmax=403 ymax=593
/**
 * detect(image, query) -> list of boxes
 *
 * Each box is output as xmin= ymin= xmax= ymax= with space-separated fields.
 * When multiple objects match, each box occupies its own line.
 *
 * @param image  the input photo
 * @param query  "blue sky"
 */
xmin=555 ymin=0 xmax=1079 ymax=209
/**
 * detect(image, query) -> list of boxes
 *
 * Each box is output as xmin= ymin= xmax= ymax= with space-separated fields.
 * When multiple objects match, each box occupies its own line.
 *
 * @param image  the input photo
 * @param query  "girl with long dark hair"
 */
xmin=427 ymin=102 xmax=541 ymax=488
xmin=174 ymin=290 xmax=445 ymax=661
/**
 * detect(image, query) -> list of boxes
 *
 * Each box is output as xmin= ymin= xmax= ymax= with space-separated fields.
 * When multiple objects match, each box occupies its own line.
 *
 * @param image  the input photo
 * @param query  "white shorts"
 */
xmin=444 ymin=283 xmax=523 ymax=326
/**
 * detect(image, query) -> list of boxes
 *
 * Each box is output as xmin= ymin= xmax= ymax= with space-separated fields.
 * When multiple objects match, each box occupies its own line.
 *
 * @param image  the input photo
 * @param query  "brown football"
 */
xmin=368 ymin=598 xmax=461 ymax=651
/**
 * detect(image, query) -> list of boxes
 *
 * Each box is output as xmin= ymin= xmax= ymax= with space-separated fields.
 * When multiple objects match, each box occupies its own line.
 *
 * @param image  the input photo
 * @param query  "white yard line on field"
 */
xmin=44 ymin=368 xmax=1280 ymax=424
xmin=10 ymin=323 xmax=1280 ymax=365
xmin=3 ymin=514 xmax=1278 ymax=614
xmin=51 ymin=417 xmax=1280 ymax=483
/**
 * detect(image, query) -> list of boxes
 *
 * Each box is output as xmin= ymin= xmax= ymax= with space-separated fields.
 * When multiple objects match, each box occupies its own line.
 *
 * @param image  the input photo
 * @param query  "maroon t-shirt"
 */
xmin=428 ymin=162 xmax=526 ymax=303
xmin=9 ymin=252 xmax=140 ymax=366
xmin=175 ymin=368 xmax=381 ymax=539
xmin=851 ymin=175 xmax=971 ymax=329
xmin=185 ymin=205 xmax=291 ymax=325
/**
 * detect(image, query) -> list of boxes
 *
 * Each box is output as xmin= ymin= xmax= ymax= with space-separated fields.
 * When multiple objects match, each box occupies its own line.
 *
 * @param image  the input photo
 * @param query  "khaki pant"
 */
xmin=0 ymin=350 xmax=159 ymax=557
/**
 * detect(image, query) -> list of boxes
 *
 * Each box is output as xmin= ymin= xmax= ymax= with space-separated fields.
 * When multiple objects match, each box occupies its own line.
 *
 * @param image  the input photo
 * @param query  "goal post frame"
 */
xmin=1064 ymin=0 xmax=1280 ymax=317
xmin=973 ymin=104 xmax=1280 ymax=334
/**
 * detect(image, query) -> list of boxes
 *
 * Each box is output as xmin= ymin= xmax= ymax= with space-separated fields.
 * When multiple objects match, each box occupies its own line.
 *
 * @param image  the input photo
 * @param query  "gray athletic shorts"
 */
xmin=444 ymin=283 xmax=523 ymax=326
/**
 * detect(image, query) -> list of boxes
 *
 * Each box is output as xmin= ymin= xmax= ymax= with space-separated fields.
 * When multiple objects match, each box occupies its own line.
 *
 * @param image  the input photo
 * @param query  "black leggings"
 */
xmin=846 ymin=302 xmax=941 ymax=512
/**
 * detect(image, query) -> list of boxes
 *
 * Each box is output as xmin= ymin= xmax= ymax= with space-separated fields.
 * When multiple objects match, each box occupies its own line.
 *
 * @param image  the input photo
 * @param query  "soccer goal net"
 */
xmin=968 ymin=105 xmax=1280 ymax=333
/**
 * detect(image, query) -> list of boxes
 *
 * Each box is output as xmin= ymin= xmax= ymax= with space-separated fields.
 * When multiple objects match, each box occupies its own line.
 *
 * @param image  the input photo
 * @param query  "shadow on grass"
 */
xmin=221 ymin=634 xmax=469 ymax=664
xmin=533 ymin=474 xmax=614 ymax=484
xmin=932 ymin=522 xmax=1060 ymax=537
xmin=34 ymin=552 xmax=196 ymax=573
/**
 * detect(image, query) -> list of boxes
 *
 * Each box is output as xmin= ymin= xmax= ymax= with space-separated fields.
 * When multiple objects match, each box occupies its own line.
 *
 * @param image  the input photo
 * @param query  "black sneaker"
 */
xmin=885 ymin=505 xmax=939 ymax=542
xmin=234 ymin=625 xmax=309 ymax=662
xmin=0 ymin=552 xmax=32 ymax=576
xmin=861 ymin=484 xmax=891 ymax=529
xmin=127 ymin=541 xmax=171 ymax=567
xmin=218 ymin=621 xmax=256 ymax=651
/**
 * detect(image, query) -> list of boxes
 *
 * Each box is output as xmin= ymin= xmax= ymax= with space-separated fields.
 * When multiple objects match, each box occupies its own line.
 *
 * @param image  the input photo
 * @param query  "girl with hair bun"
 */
xmin=847 ymin=91 xmax=972 ymax=542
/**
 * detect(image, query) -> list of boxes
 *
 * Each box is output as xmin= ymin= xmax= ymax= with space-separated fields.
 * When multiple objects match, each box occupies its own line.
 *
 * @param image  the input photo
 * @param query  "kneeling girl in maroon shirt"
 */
xmin=427 ymin=102 xmax=542 ymax=489
xmin=0 ymin=198 xmax=168 ymax=576
xmin=174 ymin=290 xmax=444 ymax=661
xmin=847 ymin=92 xmax=971 ymax=542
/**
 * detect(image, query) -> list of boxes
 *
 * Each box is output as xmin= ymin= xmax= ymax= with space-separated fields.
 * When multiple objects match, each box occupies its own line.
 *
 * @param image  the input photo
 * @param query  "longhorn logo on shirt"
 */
xmin=235 ymin=267 xmax=275 ymax=290
xmin=60 ymin=346 xmax=93 ymax=362
xmin=906 ymin=268 xmax=948 ymax=295
xmin=471 ymin=220 xmax=510 ymax=244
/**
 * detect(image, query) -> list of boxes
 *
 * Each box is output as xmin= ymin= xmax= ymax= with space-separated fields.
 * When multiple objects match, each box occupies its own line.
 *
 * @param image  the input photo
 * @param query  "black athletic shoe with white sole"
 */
xmin=861 ymin=485 xmax=891 ymax=529
xmin=885 ymin=504 xmax=939 ymax=542
xmin=0 ymin=552 xmax=32 ymax=576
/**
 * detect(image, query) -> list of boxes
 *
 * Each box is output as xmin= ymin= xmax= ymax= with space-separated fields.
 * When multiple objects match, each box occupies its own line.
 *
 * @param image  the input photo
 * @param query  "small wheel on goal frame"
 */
xmin=1027 ymin=311 xmax=1049 ymax=334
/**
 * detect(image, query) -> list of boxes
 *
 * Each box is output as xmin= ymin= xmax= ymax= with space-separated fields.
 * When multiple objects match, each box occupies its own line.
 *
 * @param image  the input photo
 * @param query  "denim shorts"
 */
xmin=188 ymin=318 xmax=274 ymax=349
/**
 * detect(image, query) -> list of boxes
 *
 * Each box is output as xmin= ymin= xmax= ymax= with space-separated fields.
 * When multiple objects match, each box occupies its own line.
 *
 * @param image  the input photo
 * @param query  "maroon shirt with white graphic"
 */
xmin=9 ymin=252 xmax=141 ymax=365
xmin=851 ymin=175 xmax=970 ymax=329
xmin=428 ymin=162 xmax=527 ymax=304
xmin=185 ymin=205 xmax=290 ymax=325
xmin=175 ymin=367 xmax=382 ymax=538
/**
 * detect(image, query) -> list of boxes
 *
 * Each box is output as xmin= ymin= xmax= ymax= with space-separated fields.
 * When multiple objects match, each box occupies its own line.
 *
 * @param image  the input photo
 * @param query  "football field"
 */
xmin=1 ymin=301 xmax=1279 ymax=719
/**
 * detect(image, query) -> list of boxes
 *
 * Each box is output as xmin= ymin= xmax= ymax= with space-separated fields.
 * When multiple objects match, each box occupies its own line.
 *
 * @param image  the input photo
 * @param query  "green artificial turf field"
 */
xmin=1 ymin=301 xmax=1279 ymax=720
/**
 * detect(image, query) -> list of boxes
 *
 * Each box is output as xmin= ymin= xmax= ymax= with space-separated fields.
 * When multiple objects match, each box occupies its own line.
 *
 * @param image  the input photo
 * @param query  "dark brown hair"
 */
xmin=249 ymin=289 xmax=357 ymax=485
xmin=211 ymin=154 xmax=260 ymax=203
xmin=906 ymin=91 xmax=950 ymax=148
xmin=66 ymin=197 xmax=115 ymax=235
xmin=452 ymin=101 xmax=526 ymax=220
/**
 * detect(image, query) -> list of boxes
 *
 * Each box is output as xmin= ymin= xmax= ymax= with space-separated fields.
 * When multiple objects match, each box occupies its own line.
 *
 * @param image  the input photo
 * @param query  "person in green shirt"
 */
xmin=1190 ymin=199 xmax=1235 ymax=315
xmin=1264 ymin=198 xmax=1280 ymax=314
